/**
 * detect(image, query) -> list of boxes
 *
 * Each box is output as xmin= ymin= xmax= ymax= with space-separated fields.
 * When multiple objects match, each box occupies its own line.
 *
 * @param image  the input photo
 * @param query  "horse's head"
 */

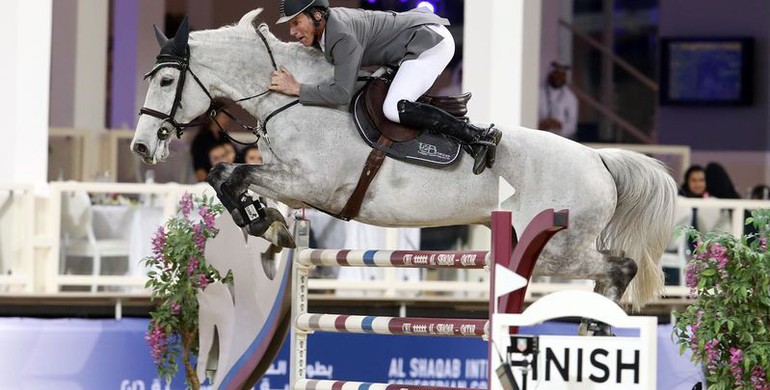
xmin=131 ymin=16 xmax=212 ymax=164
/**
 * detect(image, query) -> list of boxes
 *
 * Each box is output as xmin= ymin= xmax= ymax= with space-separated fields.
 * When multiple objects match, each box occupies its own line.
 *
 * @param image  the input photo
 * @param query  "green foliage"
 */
xmin=673 ymin=209 xmax=770 ymax=389
xmin=144 ymin=193 xmax=230 ymax=388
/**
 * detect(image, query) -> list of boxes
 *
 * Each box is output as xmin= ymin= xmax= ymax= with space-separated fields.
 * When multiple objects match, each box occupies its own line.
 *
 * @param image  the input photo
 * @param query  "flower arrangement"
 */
xmin=144 ymin=193 xmax=230 ymax=389
xmin=673 ymin=210 xmax=770 ymax=390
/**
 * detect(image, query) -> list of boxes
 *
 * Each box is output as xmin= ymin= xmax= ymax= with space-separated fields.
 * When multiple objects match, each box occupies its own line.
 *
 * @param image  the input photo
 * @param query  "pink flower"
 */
xmin=198 ymin=273 xmax=210 ymax=290
xmin=178 ymin=193 xmax=193 ymax=218
xmin=199 ymin=205 xmax=216 ymax=231
xmin=151 ymin=226 xmax=166 ymax=257
xmin=761 ymin=237 xmax=767 ymax=252
xmin=193 ymin=224 xmax=206 ymax=252
xmin=186 ymin=257 xmax=200 ymax=276
xmin=730 ymin=347 xmax=744 ymax=386
xmin=750 ymin=365 xmax=768 ymax=389
xmin=704 ymin=339 xmax=720 ymax=374
xmin=170 ymin=302 xmax=181 ymax=315
xmin=145 ymin=321 xmax=167 ymax=363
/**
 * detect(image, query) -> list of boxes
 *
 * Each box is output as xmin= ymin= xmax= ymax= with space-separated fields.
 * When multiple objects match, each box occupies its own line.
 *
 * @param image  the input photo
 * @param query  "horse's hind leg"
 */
xmin=579 ymin=252 xmax=638 ymax=336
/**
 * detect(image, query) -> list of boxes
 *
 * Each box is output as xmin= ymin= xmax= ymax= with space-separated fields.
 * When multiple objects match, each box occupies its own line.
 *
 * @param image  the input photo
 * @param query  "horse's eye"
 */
xmin=160 ymin=78 xmax=174 ymax=87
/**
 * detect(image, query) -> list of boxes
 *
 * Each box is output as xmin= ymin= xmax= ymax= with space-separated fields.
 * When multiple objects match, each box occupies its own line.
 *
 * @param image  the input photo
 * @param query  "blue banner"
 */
xmin=0 ymin=318 xmax=702 ymax=390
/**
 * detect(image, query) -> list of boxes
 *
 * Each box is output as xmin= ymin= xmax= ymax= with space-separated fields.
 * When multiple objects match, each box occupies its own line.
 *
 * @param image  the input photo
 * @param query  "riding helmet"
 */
xmin=277 ymin=0 xmax=330 ymax=24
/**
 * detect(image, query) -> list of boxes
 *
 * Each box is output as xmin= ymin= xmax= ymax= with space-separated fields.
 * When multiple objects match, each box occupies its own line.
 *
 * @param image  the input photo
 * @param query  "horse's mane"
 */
xmin=189 ymin=9 xmax=324 ymax=62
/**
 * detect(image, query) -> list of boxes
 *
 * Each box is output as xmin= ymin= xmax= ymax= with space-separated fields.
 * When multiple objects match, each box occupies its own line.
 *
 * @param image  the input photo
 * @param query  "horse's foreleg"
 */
xmin=579 ymin=252 xmax=638 ymax=336
xmin=207 ymin=163 xmax=246 ymax=226
xmin=217 ymin=164 xmax=295 ymax=248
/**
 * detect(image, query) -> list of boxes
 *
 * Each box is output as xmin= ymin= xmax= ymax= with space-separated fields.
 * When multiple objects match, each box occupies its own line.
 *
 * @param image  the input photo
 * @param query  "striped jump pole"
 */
xmin=298 ymin=249 xmax=489 ymax=269
xmin=296 ymin=314 xmax=488 ymax=338
xmin=295 ymin=379 xmax=484 ymax=390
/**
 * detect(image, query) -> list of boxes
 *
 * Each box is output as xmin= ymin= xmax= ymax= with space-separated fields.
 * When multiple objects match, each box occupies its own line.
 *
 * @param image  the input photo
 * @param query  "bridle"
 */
xmin=138 ymin=28 xmax=298 ymax=147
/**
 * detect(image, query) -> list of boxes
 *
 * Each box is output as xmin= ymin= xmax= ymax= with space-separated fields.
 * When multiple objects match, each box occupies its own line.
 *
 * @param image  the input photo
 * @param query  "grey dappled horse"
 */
xmin=130 ymin=9 xmax=677 ymax=314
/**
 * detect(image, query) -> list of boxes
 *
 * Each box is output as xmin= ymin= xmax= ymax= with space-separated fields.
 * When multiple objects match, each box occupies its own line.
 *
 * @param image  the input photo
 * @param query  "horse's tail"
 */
xmin=596 ymin=148 xmax=677 ymax=310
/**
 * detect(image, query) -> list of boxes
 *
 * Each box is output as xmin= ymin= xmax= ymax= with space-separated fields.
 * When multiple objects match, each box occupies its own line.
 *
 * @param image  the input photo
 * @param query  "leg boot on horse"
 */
xmin=578 ymin=253 xmax=639 ymax=336
xmin=397 ymin=100 xmax=502 ymax=174
xmin=208 ymin=164 xmax=295 ymax=249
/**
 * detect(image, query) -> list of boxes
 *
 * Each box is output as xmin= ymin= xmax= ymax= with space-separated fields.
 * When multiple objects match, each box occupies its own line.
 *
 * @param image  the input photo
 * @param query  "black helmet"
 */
xmin=277 ymin=0 xmax=330 ymax=24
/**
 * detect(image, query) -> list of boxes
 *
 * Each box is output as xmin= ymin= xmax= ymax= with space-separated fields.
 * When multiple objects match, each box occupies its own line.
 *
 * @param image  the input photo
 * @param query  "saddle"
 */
xmin=351 ymin=77 xmax=471 ymax=167
xmin=335 ymin=76 xmax=472 ymax=221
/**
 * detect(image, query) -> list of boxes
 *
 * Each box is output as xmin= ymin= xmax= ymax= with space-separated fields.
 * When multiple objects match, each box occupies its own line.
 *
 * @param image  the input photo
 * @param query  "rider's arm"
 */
xmin=299 ymin=33 xmax=362 ymax=106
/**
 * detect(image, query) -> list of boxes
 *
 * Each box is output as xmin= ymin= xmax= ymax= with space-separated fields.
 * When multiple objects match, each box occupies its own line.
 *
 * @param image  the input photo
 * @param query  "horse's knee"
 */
xmin=207 ymin=163 xmax=234 ymax=188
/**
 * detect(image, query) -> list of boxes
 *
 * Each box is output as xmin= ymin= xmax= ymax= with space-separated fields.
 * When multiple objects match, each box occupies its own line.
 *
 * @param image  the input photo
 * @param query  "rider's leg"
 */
xmin=382 ymin=25 xmax=501 ymax=174
xmin=382 ymin=24 xmax=454 ymax=122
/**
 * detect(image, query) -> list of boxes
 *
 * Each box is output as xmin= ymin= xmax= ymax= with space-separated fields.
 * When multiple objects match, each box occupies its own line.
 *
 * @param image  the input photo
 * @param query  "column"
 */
xmin=111 ymin=0 xmax=164 ymax=130
xmin=0 ymin=0 xmax=53 ymax=186
xmin=463 ymin=0 xmax=542 ymax=129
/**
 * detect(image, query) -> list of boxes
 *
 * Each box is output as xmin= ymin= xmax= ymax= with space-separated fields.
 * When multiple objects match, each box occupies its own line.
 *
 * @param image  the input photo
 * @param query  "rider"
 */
xmin=268 ymin=0 xmax=502 ymax=174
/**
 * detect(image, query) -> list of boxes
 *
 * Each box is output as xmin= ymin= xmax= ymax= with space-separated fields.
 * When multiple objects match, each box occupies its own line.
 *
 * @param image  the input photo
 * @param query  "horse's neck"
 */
xmin=192 ymin=39 xmax=330 ymax=121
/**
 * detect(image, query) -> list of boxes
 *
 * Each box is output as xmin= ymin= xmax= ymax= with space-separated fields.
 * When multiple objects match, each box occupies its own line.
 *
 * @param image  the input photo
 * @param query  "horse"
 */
xmin=130 ymin=9 xmax=677 ymax=314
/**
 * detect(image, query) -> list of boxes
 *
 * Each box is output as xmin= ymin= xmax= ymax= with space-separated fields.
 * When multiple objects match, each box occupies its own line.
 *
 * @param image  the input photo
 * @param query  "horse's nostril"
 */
xmin=133 ymin=142 xmax=149 ymax=156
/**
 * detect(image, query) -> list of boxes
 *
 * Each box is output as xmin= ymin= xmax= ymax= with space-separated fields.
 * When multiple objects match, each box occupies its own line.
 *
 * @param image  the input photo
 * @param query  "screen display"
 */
xmin=668 ymin=42 xmax=742 ymax=101
xmin=660 ymin=37 xmax=753 ymax=106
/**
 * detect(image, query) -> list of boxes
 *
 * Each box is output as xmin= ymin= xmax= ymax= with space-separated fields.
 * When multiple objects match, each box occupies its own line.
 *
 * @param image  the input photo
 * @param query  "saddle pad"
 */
xmin=351 ymin=86 xmax=462 ymax=168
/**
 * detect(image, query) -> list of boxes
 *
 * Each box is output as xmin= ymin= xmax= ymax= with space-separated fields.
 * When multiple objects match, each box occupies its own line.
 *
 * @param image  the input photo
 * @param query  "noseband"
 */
xmin=138 ymin=28 xmax=297 ymax=146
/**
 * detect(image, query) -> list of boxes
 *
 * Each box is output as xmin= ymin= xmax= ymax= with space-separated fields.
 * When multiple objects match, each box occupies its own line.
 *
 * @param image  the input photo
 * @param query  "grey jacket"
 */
xmin=299 ymin=7 xmax=450 ymax=106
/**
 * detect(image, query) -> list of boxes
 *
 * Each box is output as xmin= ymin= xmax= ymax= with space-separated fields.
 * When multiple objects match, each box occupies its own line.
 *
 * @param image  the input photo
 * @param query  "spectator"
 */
xmin=538 ymin=61 xmax=578 ymax=139
xmin=237 ymin=145 xmax=263 ymax=165
xmin=679 ymin=165 xmax=708 ymax=198
xmin=705 ymin=162 xmax=740 ymax=199
xmin=190 ymin=113 xmax=232 ymax=181
xmin=208 ymin=141 xmax=236 ymax=167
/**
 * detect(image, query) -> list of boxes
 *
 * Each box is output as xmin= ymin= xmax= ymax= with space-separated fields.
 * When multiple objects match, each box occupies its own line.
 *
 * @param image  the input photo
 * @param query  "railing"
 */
xmin=2 ymin=177 xmax=765 ymax=304
xmin=558 ymin=19 xmax=659 ymax=143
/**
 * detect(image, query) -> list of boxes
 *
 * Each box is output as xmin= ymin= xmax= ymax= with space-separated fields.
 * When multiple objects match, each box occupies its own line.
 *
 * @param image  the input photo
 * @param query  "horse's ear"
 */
xmin=153 ymin=24 xmax=169 ymax=47
xmin=172 ymin=16 xmax=190 ymax=55
xmin=239 ymin=8 xmax=263 ymax=27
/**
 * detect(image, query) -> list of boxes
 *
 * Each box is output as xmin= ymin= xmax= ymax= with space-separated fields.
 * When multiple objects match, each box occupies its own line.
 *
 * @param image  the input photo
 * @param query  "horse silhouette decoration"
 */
xmin=131 ymin=9 xmax=676 ymax=327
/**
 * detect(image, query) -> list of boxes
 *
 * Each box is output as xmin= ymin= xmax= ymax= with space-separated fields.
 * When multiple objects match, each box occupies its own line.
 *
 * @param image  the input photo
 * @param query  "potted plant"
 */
xmin=673 ymin=210 xmax=770 ymax=390
xmin=143 ymin=193 xmax=230 ymax=389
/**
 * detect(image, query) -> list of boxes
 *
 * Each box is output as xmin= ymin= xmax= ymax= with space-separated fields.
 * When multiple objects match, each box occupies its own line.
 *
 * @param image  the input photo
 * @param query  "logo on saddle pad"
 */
xmin=418 ymin=142 xmax=451 ymax=159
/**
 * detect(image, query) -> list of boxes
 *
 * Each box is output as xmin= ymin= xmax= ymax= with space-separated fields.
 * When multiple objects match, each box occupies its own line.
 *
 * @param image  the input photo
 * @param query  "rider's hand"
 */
xmin=268 ymin=66 xmax=300 ymax=96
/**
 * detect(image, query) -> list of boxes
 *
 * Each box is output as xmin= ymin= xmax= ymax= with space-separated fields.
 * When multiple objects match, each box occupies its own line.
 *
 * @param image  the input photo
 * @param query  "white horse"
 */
xmin=130 ymin=9 xmax=676 ymax=312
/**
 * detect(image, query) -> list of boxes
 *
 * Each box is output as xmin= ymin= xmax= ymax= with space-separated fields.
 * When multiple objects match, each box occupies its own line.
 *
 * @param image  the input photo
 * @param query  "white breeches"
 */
xmin=382 ymin=24 xmax=455 ymax=123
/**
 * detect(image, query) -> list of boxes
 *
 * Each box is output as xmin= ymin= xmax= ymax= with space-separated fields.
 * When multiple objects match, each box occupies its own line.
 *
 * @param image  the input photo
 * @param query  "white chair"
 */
xmin=60 ymin=190 xmax=130 ymax=292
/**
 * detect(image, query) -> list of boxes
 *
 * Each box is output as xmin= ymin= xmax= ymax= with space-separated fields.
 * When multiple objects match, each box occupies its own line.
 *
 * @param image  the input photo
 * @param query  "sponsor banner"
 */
xmin=0 ymin=319 xmax=701 ymax=390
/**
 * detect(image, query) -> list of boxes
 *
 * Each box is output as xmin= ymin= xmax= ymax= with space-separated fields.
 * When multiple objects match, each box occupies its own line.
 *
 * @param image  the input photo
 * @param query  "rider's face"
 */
xmin=288 ymin=13 xmax=316 ymax=47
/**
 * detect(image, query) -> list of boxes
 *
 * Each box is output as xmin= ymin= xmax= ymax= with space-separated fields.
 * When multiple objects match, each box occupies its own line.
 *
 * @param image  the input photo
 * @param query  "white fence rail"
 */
xmin=1 ymin=177 xmax=767 ymax=300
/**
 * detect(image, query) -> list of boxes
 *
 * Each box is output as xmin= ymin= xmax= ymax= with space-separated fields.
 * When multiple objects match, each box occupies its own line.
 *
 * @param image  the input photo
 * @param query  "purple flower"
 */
xmin=170 ymin=302 xmax=181 ymax=315
xmin=179 ymin=193 xmax=193 ymax=218
xmin=703 ymin=339 xmax=720 ymax=374
xmin=151 ymin=226 xmax=166 ymax=257
xmin=145 ymin=321 xmax=167 ymax=363
xmin=187 ymin=257 xmax=200 ymax=276
xmin=708 ymin=243 xmax=727 ymax=258
xmin=199 ymin=205 xmax=216 ymax=231
xmin=761 ymin=237 xmax=767 ymax=252
xmin=198 ymin=274 xmax=210 ymax=290
xmin=750 ymin=365 xmax=768 ymax=389
xmin=730 ymin=347 xmax=744 ymax=386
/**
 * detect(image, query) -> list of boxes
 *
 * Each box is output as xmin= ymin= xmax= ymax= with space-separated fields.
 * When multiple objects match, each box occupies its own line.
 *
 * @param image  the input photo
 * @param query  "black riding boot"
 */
xmin=397 ymin=100 xmax=502 ymax=174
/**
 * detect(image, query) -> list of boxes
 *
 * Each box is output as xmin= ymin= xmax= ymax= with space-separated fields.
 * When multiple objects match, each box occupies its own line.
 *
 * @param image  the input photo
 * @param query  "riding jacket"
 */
xmin=299 ymin=7 xmax=450 ymax=106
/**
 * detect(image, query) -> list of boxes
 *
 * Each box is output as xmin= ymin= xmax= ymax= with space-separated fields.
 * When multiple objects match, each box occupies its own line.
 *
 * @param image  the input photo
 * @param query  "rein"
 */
xmin=138 ymin=27 xmax=299 ymax=148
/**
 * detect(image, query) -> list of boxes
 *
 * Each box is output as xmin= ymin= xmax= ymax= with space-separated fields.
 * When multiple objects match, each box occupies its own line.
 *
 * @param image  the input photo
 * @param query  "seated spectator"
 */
xmin=191 ymin=113 xmax=233 ymax=182
xmin=705 ymin=162 xmax=740 ymax=199
xmin=208 ymin=142 xmax=236 ymax=167
xmin=679 ymin=165 xmax=708 ymax=198
xmin=237 ymin=145 xmax=263 ymax=165
xmin=750 ymin=184 xmax=770 ymax=200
